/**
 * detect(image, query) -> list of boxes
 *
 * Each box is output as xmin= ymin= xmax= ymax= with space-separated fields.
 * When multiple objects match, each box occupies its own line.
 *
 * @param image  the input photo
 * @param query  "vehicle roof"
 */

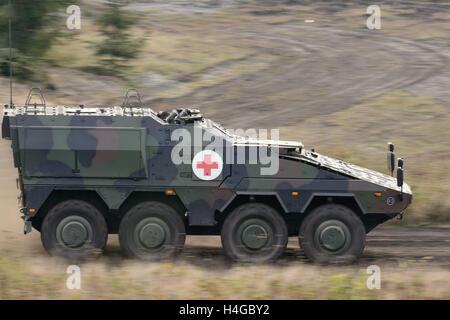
xmin=3 ymin=105 xmax=304 ymax=149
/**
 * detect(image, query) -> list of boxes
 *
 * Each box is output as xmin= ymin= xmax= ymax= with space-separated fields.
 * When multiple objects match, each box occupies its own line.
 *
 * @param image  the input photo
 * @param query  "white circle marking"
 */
xmin=192 ymin=150 xmax=223 ymax=181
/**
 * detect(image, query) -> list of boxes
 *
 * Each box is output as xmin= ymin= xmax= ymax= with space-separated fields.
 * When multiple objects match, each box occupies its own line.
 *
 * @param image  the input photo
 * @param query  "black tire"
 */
xmin=119 ymin=201 xmax=186 ymax=261
xmin=299 ymin=204 xmax=365 ymax=264
xmin=221 ymin=203 xmax=288 ymax=263
xmin=41 ymin=200 xmax=108 ymax=259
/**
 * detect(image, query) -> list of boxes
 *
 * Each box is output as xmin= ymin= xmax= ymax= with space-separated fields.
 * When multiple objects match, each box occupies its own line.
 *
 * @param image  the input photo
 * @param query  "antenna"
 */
xmin=8 ymin=0 xmax=13 ymax=107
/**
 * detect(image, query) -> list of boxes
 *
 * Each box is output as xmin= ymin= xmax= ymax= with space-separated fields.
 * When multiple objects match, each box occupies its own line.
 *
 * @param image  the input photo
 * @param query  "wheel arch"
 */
xmin=300 ymin=193 xmax=392 ymax=233
xmin=221 ymin=191 xmax=286 ymax=212
xmin=216 ymin=193 xmax=286 ymax=225
xmin=31 ymin=189 xmax=109 ymax=232
xmin=301 ymin=193 xmax=366 ymax=216
xmin=118 ymin=191 xmax=187 ymax=220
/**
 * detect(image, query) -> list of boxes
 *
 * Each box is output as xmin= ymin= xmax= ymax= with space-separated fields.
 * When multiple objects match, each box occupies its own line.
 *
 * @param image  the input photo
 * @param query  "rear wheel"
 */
xmin=299 ymin=204 xmax=365 ymax=264
xmin=221 ymin=203 xmax=288 ymax=263
xmin=41 ymin=200 xmax=108 ymax=259
xmin=119 ymin=201 xmax=186 ymax=261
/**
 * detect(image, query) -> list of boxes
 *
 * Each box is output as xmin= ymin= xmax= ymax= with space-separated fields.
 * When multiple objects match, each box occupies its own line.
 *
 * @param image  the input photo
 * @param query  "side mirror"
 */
xmin=397 ymin=167 xmax=404 ymax=187
xmin=387 ymin=142 xmax=395 ymax=176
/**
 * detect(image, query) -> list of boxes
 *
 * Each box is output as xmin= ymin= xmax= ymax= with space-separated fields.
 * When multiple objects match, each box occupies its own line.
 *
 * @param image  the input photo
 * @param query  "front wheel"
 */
xmin=299 ymin=204 xmax=366 ymax=264
xmin=221 ymin=203 xmax=288 ymax=263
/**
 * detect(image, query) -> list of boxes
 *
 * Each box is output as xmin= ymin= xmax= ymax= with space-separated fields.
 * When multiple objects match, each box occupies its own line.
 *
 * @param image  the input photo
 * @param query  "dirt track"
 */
xmin=149 ymin=22 xmax=448 ymax=129
xmin=180 ymin=227 xmax=450 ymax=269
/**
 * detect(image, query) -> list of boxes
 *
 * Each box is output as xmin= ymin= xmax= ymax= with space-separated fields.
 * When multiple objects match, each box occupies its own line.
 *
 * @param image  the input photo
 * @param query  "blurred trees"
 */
xmin=0 ymin=0 xmax=76 ymax=80
xmin=0 ymin=0 xmax=142 ymax=82
xmin=95 ymin=0 xmax=142 ymax=73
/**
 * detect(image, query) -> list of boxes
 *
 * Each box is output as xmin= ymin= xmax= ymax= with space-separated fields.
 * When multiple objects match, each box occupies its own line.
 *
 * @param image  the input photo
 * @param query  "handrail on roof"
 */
xmin=121 ymin=88 xmax=143 ymax=108
xmin=25 ymin=87 xmax=46 ymax=107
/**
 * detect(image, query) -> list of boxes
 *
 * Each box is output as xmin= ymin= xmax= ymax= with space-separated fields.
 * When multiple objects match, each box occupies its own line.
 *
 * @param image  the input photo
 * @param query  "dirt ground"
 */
xmin=150 ymin=22 xmax=449 ymax=130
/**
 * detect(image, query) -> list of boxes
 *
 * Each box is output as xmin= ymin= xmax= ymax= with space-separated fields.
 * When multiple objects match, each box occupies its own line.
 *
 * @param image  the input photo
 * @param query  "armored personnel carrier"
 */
xmin=2 ymin=88 xmax=412 ymax=263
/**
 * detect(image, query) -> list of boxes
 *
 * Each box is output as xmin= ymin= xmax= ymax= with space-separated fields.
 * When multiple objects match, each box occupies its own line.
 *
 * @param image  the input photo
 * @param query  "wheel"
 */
xmin=221 ymin=203 xmax=288 ymax=263
xmin=299 ymin=204 xmax=366 ymax=264
xmin=41 ymin=200 xmax=108 ymax=259
xmin=119 ymin=201 xmax=186 ymax=261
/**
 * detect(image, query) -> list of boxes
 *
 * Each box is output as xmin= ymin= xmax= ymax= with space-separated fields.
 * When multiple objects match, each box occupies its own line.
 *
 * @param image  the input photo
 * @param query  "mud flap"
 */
xmin=22 ymin=216 xmax=32 ymax=234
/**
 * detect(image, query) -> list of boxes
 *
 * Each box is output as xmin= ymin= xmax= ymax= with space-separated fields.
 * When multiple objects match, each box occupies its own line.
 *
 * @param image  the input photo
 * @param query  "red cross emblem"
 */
xmin=192 ymin=150 xmax=223 ymax=180
xmin=196 ymin=154 xmax=218 ymax=176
